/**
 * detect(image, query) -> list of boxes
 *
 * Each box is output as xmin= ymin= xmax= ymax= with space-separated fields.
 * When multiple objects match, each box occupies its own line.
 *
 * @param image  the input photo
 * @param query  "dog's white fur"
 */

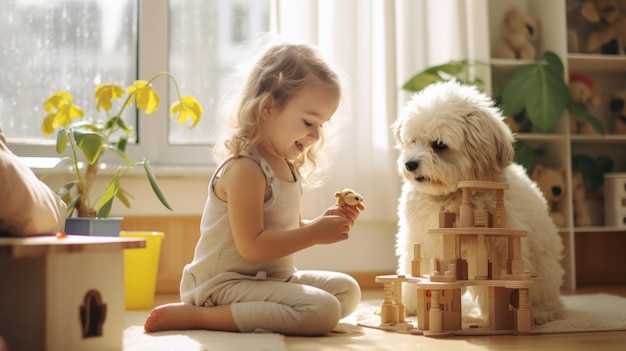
xmin=392 ymin=81 xmax=565 ymax=325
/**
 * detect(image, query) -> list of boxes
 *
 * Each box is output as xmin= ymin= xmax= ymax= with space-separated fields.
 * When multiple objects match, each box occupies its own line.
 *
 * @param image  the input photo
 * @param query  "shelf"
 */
xmin=569 ymin=134 xmax=626 ymax=143
xmin=560 ymin=226 xmax=626 ymax=234
xmin=574 ymin=226 xmax=626 ymax=233
xmin=514 ymin=133 xmax=567 ymax=141
xmin=567 ymin=54 xmax=626 ymax=74
xmin=515 ymin=134 xmax=626 ymax=143
xmin=482 ymin=0 xmax=626 ymax=290
xmin=489 ymin=58 xmax=536 ymax=68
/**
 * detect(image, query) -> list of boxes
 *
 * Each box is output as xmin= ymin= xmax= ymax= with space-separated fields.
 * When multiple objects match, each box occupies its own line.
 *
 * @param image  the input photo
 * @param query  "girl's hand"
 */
xmin=324 ymin=204 xmax=360 ymax=222
xmin=309 ymin=214 xmax=354 ymax=244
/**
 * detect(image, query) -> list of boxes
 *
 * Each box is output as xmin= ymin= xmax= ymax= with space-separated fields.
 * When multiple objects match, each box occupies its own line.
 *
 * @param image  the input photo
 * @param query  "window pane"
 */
xmin=0 ymin=0 xmax=137 ymax=142
xmin=168 ymin=0 xmax=271 ymax=145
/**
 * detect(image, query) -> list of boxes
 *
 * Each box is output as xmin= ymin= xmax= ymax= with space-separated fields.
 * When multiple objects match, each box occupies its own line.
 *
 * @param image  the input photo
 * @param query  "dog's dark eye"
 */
xmin=432 ymin=140 xmax=448 ymax=151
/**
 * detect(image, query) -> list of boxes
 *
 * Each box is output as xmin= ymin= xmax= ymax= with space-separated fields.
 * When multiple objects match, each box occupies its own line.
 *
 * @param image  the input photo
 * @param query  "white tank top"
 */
xmin=180 ymin=151 xmax=302 ymax=306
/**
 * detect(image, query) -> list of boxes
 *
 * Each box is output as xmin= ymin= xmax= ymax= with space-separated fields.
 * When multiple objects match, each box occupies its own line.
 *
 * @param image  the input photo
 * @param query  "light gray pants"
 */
xmin=212 ymin=270 xmax=361 ymax=336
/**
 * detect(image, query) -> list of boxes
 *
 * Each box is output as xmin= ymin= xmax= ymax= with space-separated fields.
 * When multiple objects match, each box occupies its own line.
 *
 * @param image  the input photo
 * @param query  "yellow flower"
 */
xmin=95 ymin=83 xmax=124 ymax=112
xmin=170 ymin=96 xmax=203 ymax=128
xmin=41 ymin=91 xmax=84 ymax=136
xmin=127 ymin=80 xmax=160 ymax=114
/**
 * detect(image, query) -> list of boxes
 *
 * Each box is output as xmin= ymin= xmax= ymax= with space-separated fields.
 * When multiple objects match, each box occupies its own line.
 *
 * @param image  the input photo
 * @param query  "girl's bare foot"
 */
xmin=144 ymin=302 xmax=238 ymax=333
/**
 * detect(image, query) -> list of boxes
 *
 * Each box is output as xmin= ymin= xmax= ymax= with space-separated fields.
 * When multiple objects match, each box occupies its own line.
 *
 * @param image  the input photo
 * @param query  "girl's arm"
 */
xmin=218 ymin=157 xmax=355 ymax=262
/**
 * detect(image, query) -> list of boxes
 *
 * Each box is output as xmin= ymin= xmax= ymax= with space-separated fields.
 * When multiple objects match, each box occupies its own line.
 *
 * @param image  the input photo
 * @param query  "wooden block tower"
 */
xmin=375 ymin=180 xmax=542 ymax=336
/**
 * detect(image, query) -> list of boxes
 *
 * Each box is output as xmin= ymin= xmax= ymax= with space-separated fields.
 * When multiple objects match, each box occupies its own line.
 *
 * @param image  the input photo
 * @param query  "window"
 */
xmin=0 ymin=0 xmax=137 ymax=147
xmin=167 ymin=0 xmax=270 ymax=145
xmin=2 ymin=0 xmax=271 ymax=167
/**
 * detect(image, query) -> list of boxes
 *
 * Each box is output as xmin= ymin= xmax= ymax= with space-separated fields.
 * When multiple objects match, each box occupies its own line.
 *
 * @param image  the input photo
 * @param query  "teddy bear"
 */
xmin=531 ymin=164 xmax=566 ymax=227
xmin=496 ymin=7 xmax=540 ymax=60
xmin=572 ymin=171 xmax=592 ymax=226
xmin=504 ymin=109 xmax=532 ymax=133
xmin=609 ymin=88 xmax=626 ymax=134
xmin=569 ymin=72 xmax=601 ymax=134
xmin=334 ymin=188 xmax=366 ymax=211
xmin=581 ymin=0 xmax=626 ymax=54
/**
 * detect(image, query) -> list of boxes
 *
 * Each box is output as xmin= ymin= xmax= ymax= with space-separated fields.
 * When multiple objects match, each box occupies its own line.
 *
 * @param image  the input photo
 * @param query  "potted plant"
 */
xmin=41 ymin=71 xmax=202 ymax=235
xmin=403 ymin=52 xmax=603 ymax=134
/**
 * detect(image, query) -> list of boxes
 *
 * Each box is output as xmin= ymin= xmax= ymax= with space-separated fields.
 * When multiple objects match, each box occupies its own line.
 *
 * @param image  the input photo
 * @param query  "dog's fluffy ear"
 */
xmin=391 ymin=93 xmax=420 ymax=147
xmin=491 ymin=113 xmax=515 ymax=170
xmin=391 ymin=110 xmax=406 ymax=147
xmin=463 ymin=105 xmax=515 ymax=178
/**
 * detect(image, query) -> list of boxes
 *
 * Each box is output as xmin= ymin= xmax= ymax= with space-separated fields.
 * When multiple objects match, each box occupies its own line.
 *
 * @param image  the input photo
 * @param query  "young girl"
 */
xmin=144 ymin=41 xmax=362 ymax=336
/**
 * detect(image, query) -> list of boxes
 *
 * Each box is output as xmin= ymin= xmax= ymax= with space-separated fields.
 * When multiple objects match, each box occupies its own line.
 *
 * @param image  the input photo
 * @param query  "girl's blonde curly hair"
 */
xmin=215 ymin=42 xmax=342 ymax=187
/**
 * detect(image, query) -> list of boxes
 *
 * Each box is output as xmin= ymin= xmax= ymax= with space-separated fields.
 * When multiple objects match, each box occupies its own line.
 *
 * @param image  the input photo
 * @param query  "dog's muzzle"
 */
xmin=405 ymin=160 xmax=419 ymax=172
xmin=405 ymin=160 xmax=429 ymax=182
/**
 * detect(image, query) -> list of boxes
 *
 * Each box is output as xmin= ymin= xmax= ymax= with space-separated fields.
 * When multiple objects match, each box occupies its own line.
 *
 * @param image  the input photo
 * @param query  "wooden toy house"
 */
xmin=0 ymin=235 xmax=145 ymax=351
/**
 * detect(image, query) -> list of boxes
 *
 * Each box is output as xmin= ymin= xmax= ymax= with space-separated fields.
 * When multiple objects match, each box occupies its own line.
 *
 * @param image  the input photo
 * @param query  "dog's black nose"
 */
xmin=405 ymin=160 xmax=419 ymax=172
xmin=551 ymin=186 xmax=562 ymax=197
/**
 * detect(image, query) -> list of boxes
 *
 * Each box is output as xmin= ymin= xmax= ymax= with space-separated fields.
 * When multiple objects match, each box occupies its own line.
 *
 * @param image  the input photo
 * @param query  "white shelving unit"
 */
xmin=470 ymin=0 xmax=626 ymax=290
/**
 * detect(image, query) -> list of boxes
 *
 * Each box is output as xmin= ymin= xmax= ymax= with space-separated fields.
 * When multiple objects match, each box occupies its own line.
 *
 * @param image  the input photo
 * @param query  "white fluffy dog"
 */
xmin=392 ymin=81 xmax=565 ymax=325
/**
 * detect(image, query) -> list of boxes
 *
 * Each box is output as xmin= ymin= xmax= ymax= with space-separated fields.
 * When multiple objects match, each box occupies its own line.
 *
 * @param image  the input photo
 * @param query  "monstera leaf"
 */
xmin=501 ymin=51 xmax=603 ymax=134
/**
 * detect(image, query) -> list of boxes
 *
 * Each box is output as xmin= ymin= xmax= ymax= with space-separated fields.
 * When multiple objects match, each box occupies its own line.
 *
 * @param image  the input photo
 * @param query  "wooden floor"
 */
xmin=153 ymin=285 xmax=626 ymax=351
xmin=286 ymin=285 xmax=626 ymax=351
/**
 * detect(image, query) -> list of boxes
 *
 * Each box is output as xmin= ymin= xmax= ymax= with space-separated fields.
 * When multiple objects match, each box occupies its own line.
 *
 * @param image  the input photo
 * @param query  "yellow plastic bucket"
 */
xmin=120 ymin=231 xmax=164 ymax=310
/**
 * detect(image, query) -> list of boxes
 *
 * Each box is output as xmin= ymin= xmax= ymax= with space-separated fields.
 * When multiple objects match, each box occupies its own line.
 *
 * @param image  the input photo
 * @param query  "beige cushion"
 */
xmin=0 ymin=130 xmax=66 ymax=236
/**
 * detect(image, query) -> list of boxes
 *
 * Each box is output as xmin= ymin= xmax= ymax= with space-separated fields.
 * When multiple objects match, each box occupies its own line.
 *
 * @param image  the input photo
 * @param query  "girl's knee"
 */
xmin=298 ymin=296 xmax=342 ymax=335
xmin=336 ymin=274 xmax=361 ymax=317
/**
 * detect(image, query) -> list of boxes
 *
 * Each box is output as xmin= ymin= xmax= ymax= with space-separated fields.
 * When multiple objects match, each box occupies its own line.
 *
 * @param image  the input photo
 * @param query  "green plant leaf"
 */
xmin=117 ymin=136 xmax=128 ymax=153
xmin=143 ymin=159 xmax=173 ymax=211
xmin=96 ymin=198 xmax=114 ymax=218
xmin=595 ymin=156 xmax=615 ymax=182
xmin=73 ymin=130 xmax=104 ymax=164
xmin=56 ymin=129 xmax=69 ymax=154
xmin=514 ymin=140 xmax=544 ymax=175
xmin=116 ymin=117 xmax=133 ymax=135
xmin=572 ymin=154 xmax=614 ymax=191
xmin=106 ymin=144 xmax=134 ymax=166
xmin=96 ymin=168 xmax=123 ymax=218
xmin=56 ymin=181 xmax=77 ymax=199
xmin=543 ymin=51 xmax=564 ymax=75
xmin=567 ymin=101 xmax=605 ymax=134
xmin=66 ymin=193 xmax=80 ymax=217
xmin=403 ymin=72 xmax=447 ymax=92
xmin=116 ymin=187 xmax=132 ymax=208
xmin=525 ymin=70 xmax=566 ymax=132
xmin=501 ymin=63 xmax=540 ymax=115
xmin=502 ymin=53 xmax=569 ymax=132
xmin=402 ymin=61 xmax=467 ymax=92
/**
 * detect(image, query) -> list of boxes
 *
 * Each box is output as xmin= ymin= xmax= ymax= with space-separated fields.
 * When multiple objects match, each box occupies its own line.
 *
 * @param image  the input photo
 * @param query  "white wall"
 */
xmin=40 ymin=168 xmax=399 ymax=273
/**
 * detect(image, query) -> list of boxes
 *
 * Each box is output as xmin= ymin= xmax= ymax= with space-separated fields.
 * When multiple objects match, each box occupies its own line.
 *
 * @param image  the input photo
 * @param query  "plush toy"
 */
xmin=504 ymin=109 xmax=532 ymax=133
xmin=609 ymin=88 xmax=626 ymax=134
xmin=496 ymin=7 xmax=540 ymax=60
xmin=334 ymin=188 xmax=366 ymax=211
xmin=581 ymin=0 xmax=626 ymax=54
xmin=531 ymin=164 xmax=566 ymax=227
xmin=572 ymin=171 xmax=592 ymax=226
xmin=569 ymin=72 xmax=601 ymax=134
